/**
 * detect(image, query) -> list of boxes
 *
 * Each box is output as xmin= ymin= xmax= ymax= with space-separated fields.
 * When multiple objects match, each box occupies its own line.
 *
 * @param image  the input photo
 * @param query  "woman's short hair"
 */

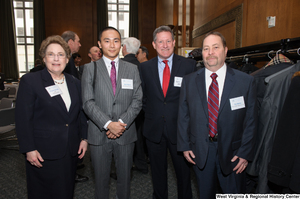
xmin=39 ymin=35 xmax=71 ymax=59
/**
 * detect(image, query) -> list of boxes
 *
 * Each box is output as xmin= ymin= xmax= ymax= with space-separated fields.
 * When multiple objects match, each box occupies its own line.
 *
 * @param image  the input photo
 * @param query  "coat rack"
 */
xmin=189 ymin=37 xmax=300 ymax=64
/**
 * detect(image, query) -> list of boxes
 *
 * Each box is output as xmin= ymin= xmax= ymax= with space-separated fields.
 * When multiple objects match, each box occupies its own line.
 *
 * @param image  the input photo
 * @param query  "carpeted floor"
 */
xmin=0 ymin=130 xmax=200 ymax=199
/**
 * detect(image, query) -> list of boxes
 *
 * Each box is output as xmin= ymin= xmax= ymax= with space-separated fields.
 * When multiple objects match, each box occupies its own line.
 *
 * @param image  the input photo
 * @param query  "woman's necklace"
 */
xmin=54 ymin=76 xmax=65 ymax=84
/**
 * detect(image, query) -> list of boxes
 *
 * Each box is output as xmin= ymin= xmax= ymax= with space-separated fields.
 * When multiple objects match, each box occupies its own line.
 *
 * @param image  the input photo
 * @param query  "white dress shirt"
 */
xmin=205 ymin=63 xmax=227 ymax=105
xmin=102 ymin=55 xmax=125 ymax=129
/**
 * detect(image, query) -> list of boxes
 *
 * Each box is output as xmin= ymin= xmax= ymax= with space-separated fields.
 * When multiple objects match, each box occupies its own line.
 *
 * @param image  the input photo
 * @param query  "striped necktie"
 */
xmin=208 ymin=73 xmax=219 ymax=137
xmin=110 ymin=61 xmax=116 ymax=95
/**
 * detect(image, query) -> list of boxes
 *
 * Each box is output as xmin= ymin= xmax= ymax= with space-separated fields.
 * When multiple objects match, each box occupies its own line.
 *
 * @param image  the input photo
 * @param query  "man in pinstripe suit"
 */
xmin=81 ymin=27 xmax=143 ymax=199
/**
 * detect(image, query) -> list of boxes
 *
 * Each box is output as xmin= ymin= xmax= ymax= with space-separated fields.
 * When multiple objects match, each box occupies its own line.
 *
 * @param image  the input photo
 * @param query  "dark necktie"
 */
xmin=208 ymin=73 xmax=219 ymax=137
xmin=162 ymin=60 xmax=170 ymax=97
xmin=110 ymin=61 xmax=116 ymax=95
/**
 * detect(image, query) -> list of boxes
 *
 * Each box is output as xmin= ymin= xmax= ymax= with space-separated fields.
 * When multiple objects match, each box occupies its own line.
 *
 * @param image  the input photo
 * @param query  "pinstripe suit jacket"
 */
xmin=81 ymin=58 xmax=143 ymax=146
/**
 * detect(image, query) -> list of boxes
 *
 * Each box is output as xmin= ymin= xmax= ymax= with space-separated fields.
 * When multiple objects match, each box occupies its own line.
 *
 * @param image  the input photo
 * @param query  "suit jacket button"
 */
xmin=113 ymin=103 xmax=116 ymax=105
xmin=66 ymin=124 xmax=68 ymax=126
xmin=164 ymin=102 xmax=167 ymax=105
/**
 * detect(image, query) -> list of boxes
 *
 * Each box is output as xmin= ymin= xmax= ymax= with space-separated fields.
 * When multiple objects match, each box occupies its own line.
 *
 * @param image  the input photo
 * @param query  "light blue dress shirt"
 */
xmin=157 ymin=53 xmax=174 ymax=87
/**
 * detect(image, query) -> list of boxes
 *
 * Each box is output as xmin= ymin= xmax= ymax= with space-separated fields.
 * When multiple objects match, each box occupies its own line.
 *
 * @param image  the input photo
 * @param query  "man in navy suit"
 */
xmin=177 ymin=31 xmax=257 ymax=198
xmin=139 ymin=25 xmax=196 ymax=199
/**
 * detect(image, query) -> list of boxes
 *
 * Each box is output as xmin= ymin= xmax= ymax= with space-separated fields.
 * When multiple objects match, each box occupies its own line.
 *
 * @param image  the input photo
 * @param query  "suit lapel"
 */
xmin=115 ymin=60 xmax=125 ymax=99
xmin=166 ymin=54 xmax=181 ymax=97
xmin=98 ymin=59 xmax=115 ymax=97
xmin=41 ymin=69 xmax=67 ymax=113
xmin=150 ymin=57 xmax=165 ymax=98
xmin=195 ymin=69 xmax=209 ymax=119
xmin=219 ymin=66 xmax=235 ymax=115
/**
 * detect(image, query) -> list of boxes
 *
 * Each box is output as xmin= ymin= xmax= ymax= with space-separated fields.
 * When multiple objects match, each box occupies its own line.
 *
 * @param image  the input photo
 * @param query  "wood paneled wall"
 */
xmin=156 ymin=0 xmax=173 ymax=27
xmin=193 ymin=0 xmax=300 ymax=49
xmin=138 ymin=0 xmax=157 ymax=59
xmin=242 ymin=0 xmax=300 ymax=46
xmin=44 ymin=0 xmax=97 ymax=65
xmin=2 ymin=0 xmax=298 ymax=72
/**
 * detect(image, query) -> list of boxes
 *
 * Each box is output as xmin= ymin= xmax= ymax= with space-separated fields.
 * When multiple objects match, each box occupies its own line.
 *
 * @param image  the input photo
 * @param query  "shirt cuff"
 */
xmin=118 ymin=119 xmax=126 ymax=128
xmin=104 ymin=120 xmax=112 ymax=130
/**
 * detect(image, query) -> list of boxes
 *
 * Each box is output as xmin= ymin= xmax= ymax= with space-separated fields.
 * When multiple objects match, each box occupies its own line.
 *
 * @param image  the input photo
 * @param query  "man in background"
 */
xmin=61 ymin=31 xmax=81 ymax=79
xmin=79 ymin=46 xmax=103 ymax=79
xmin=61 ymin=31 xmax=88 ymax=183
xmin=121 ymin=37 xmax=141 ymax=67
xmin=88 ymin=46 xmax=102 ymax=62
xmin=136 ymin=46 xmax=149 ymax=63
xmin=121 ymin=37 xmax=148 ymax=174
xmin=30 ymin=59 xmax=44 ymax=73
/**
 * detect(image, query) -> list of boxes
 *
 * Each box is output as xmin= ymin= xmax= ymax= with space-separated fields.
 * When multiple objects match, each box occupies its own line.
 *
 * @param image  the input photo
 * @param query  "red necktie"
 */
xmin=208 ymin=73 xmax=219 ymax=137
xmin=110 ymin=61 xmax=116 ymax=95
xmin=162 ymin=60 xmax=170 ymax=97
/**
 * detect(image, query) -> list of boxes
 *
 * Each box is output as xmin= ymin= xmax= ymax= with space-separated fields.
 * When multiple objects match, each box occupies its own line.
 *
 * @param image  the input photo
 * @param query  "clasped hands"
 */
xmin=106 ymin=121 xmax=127 ymax=139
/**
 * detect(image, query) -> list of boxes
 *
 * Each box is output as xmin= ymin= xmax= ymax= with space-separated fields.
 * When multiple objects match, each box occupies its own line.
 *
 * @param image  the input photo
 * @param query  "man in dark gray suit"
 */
xmin=81 ymin=27 xmax=143 ymax=199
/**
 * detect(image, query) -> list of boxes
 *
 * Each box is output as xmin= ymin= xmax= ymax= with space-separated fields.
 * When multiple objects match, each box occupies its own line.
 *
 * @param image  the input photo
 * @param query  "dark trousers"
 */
xmin=133 ymin=111 xmax=148 ymax=172
xmin=26 ymin=152 xmax=78 ymax=199
xmin=193 ymin=141 xmax=246 ymax=199
xmin=146 ymin=129 xmax=192 ymax=199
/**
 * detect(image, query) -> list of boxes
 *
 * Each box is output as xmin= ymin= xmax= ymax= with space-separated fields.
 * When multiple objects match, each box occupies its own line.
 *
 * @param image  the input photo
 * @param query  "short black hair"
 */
xmin=140 ymin=46 xmax=149 ymax=59
xmin=72 ymin=53 xmax=81 ymax=60
xmin=98 ymin=26 xmax=121 ymax=41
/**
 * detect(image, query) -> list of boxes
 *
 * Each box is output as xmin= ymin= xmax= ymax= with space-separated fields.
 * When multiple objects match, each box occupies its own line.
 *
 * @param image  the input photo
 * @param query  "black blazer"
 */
xmin=139 ymin=54 xmax=196 ymax=144
xmin=268 ymin=75 xmax=300 ymax=193
xmin=122 ymin=54 xmax=140 ymax=68
xmin=15 ymin=68 xmax=87 ymax=160
xmin=64 ymin=57 xmax=80 ymax=79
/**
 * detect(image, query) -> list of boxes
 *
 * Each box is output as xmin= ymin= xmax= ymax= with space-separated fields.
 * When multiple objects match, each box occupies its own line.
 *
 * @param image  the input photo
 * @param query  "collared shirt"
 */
xmin=102 ymin=55 xmax=119 ymax=79
xmin=158 ymin=54 xmax=174 ymax=87
xmin=102 ymin=55 xmax=125 ymax=130
xmin=205 ymin=63 xmax=227 ymax=105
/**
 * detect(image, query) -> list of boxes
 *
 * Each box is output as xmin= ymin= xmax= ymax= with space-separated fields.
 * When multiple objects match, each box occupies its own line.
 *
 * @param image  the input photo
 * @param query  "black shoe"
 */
xmin=75 ymin=173 xmax=89 ymax=183
xmin=132 ymin=165 xmax=148 ymax=174
xmin=110 ymin=172 xmax=117 ymax=180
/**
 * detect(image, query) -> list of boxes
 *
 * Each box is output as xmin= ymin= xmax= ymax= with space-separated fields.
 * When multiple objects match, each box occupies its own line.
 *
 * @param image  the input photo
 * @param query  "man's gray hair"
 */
xmin=122 ymin=37 xmax=141 ymax=54
xmin=61 ymin=31 xmax=77 ymax=43
xmin=153 ymin=26 xmax=174 ymax=42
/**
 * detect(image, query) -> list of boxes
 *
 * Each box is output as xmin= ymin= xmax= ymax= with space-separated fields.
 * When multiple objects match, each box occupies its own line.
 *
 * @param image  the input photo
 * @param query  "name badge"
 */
xmin=230 ymin=96 xmax=245 ymax=111
xmin=45 ymin=85 xmax=63 ymax=97
xmin=121 ymin=79 xmax=133 ymax=89
xmin=174 ymin=76 xmax=183 ymax=87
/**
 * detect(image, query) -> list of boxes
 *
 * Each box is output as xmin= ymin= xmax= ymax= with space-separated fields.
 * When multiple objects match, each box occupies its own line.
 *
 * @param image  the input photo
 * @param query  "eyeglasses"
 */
xmin=46 ymin=53 xmax=66 ymax=59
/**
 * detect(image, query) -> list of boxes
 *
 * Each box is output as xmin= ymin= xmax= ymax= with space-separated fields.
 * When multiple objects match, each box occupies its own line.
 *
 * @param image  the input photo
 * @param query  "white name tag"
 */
xmin=45 ymin=85 xmax=63 ymax=97
xmin=121 ymin=79 xmax=133 ymax=89
xmin=230 ymin=96 xmax=245 ymax=110
xmin=174 ymin=76 xmax=183 ymax=87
